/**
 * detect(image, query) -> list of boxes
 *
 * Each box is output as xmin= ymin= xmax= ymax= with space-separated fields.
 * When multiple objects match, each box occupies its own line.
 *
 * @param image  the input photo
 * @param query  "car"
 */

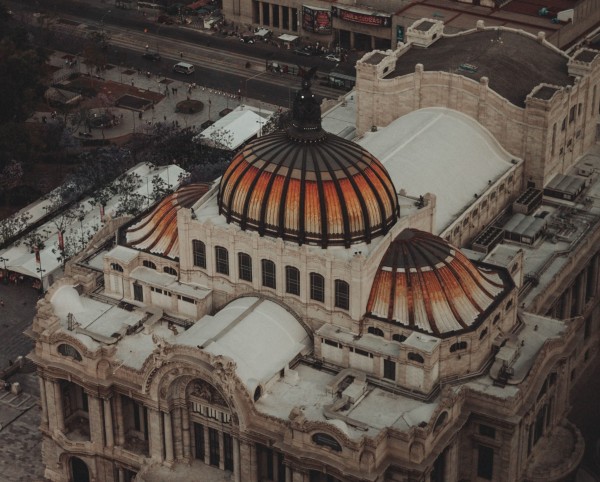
xmin=142 ymin=52 xmax=161 ymax=62
xmin=240 ymin=36 xmax=255 ymax=44
xmin=293 ymin=48 xmax=312 ymax=56
xmin=325 ymin=54 xmax=341 ymax=63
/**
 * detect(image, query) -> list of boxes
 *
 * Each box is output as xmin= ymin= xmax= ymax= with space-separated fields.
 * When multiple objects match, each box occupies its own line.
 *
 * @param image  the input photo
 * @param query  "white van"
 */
xmin=173 ymin=62 xmax=195 ymax=75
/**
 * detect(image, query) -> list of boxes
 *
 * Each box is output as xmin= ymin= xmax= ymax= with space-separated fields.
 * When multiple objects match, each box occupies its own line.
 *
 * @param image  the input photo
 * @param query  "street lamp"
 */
xmin=78 ymin=213 xmax=85 ymax=250
xmin=36 ymin=266 xmax=46 ymax=294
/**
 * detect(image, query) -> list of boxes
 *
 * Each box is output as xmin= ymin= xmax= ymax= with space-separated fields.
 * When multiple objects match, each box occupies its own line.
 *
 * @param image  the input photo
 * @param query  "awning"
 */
xmin=255 ymin=28 xmax=271 ymax=37
xmin=278 ymin=34 xmax=298 ymax=42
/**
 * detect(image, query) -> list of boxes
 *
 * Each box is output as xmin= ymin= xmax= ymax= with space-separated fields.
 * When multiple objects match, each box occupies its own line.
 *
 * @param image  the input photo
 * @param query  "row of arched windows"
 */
xmin=142 ymin=259 xmax=178 ymax=276
xmin=192 ymin=241 xmax=350 ymax=310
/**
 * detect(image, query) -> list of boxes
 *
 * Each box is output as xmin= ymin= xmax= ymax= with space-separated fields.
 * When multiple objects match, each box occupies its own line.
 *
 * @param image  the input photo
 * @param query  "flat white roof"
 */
xmin=196 ymin=106 xmax=272 ymax=150
xmin=358 ymin=107 xmax=517 ymax=233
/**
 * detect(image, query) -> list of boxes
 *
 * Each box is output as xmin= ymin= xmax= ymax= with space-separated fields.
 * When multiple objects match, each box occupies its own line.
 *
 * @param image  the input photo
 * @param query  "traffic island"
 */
xmin=175 ymin=100 xmax=204 ymax=114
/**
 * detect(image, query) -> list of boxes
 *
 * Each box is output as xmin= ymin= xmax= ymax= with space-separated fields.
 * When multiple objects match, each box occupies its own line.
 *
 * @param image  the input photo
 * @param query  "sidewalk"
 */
xmin=38 ymin=51 xmax=281 ymax=142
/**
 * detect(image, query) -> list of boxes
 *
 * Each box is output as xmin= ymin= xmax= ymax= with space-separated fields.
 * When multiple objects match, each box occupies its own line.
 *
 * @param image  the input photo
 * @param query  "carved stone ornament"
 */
xmin=189 ymin=379 xmax=227 ymax=407
xmin=151 ymin=334 xmax=172 ymax=368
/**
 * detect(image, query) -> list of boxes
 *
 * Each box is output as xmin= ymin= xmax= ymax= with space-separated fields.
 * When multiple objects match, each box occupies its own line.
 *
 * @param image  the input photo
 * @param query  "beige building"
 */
xmin=29 ymin=21 xmax=600 ymax=482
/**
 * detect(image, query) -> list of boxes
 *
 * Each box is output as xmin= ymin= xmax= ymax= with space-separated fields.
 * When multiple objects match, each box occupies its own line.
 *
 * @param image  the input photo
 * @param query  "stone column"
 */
xmin=117 ymin=468 xmax=125 ymax=482
xmin=233 ymin=437 xmax=241 ymax=482
xmin=88 ymin=393 xmax=104 ymax=446
xmin=164 ymin=411 xmax=174 ymax=462
xmin=114 ymin=393 xmax=125 ymax=446
xmin=204 ymin=425 xmax=211 ymax=465
xmin=104 ymin=397 xmax=114 ymax=447
xmin=240 ymin=440 xmax=258 ymax=482
xmin=148 ymin=408 xmax=163 ymax=461
xmin=53 ymin=380 xmax=65 ymax=433
xmin=173 ymin=408 xmax=183 ymax=459
xmin=219 ymin=431 xmax=225 ymax=470
xmin=39 ymin=376 xmax=49 ymax=430
xmin=278 ymin=5 xmax=283 ymax=29
xmin=268 ymin=3 xmax=273 ymax=27
xmin=285 ymin=466 xmax=292 ymax=482
xmin=182 ymin=408 xmax=191 ymax=459
xmin=287 ymin=7 xmax=292 ymax=32
xmin=292 ymin=468 xmax=306 ymax=482
xmin=272 ymin=452 xmax=279 ymax=481
xmin=259 ymin=1 xmax=264 ymax=25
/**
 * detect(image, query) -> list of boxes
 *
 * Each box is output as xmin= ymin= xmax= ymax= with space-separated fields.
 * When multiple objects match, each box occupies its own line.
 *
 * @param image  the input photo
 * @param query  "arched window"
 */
xmin=368 ymin=327 xmax=384 ymax=337
xmin=253 ymin=386 xmax=262 ymax=402
xmin=434 ymin=411 xmax=448 ymax=433
xmin=238 ymin=252 xmax=252 ymax=282
xmin=310 ymin=273 xmax=325 ymax=302
xmin=215 ymin=246 xmax=229 ymax=275
xmin=143 ymin=260 xmax=156 ymax=270
xmin=111 ymin=263 xmax=123 ymax=272
xmin=312 ymin=433 xmax=342 ymax=452
xmin=261 ymin=259 xmax=276 ymax=289
xmin=392 ymin=334 xmax=407 ymax=343
xmin=285 ymin=266 xmax=300 ymax=295
xmin=192 ymin=240 xmax=206 ymax=268
xmin=408 ymin=352 xmax=424 ymax=363
xmin=57 ymin=344 xmax=82 ymax=361
xmin=479 ymin=328 xmax=488 ymax=340
xmin=493 ymin=314 xmax=500 ymax=325
xmin=334 ymin=280 xmax=349 ymax=310
xmin=164 ymin=266 xmax=177 ymax=276
xmin=450 ymin=341 xmax=468 ymax=352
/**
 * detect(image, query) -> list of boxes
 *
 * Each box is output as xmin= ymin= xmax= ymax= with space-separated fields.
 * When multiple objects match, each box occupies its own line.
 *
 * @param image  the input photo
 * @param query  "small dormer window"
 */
xmin=408 ymin=352 xmax=424 ymax=363
xmin=111 ymin=263 xmax=123 ymax=272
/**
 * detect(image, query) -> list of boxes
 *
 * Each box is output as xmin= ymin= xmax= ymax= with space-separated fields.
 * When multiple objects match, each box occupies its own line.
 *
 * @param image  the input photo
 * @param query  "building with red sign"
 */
xmin=221 ymin=0 xmax=599 ymax=51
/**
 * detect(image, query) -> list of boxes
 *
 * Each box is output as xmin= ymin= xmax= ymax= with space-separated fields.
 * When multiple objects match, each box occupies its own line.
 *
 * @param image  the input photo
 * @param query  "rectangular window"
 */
xmin=383 ymin=359 xmax=396 ymax=380
xmin=334 ymin=280 xmax=350 ymax=310
xmin=323 ymin=339 xmax=340 ymax=348
xmin=192 ymin=240 xmax=206 ymax=268
xmin=261 ymin=259 xmax=276 ymax=289
xmin=133 ymin=283 xmax=143 ymax=302
xmin=285 ymin=266 xmax=300 ymax=295
xmin=238 ymin=252 xmax=252 ymax=282
xmin=223 ymin=433 xmax=234 ymax=471
xmin=215 ymin=246 xmax=229 ymax=275
xmin=310 ymin=273 xmax=325 ymax=302
xmin=354 ymin=348 xmax=372 ymax=358
xmin=477 ymin=445 xmax=494 ymax=480
xmin=209 ymin=428 xmax=220 ymax=467
xmin=194 ymin=423 xmax=205 ymax=460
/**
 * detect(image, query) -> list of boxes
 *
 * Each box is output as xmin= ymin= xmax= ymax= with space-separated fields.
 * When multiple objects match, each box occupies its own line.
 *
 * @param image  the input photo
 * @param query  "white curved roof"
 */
xmin=179 ymin=297 xmax=311 ymax=393
xmin=359 ymin=107 xmax=517 ymax=233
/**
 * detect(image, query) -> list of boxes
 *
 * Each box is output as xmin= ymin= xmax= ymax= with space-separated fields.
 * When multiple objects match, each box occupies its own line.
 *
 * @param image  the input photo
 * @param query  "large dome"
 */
xmin=366 ymin=229 xmax=509 ymax=336
xmin=218 ymin=74 xmax=398 ymax=248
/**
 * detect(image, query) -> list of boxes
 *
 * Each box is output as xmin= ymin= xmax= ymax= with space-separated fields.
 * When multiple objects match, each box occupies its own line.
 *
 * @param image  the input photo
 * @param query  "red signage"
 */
xmin=332 ymin=7 xmax=391 ymax=27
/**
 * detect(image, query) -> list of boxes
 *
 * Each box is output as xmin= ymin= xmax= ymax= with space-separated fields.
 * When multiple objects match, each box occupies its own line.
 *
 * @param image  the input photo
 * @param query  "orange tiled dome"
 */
xmin=126 ymin=183 xmax=211 ymax=258
xmin=218 ymin=75 xmax=398 ymax=248
xmin=367 ymin=229 xmax=509 ymax=336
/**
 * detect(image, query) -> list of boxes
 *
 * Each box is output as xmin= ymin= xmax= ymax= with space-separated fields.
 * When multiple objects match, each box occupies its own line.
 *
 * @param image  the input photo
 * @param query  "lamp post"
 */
xmin=78 ymin=214 xmax=85 ymax=250
xmin=36 ymin=266 xmax=46 ymax=294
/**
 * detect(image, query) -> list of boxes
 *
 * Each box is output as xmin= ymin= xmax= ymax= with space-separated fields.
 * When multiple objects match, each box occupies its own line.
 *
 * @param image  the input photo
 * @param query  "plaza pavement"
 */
xmin=40 ymin=51 xmax=281 ymax=143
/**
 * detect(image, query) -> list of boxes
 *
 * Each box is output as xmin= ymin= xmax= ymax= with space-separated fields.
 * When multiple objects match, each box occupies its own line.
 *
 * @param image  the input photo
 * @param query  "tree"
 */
xmin=0 ymin=211 xmax=32 ymax=248
xmin=113 ymin=172 xmax=145 ymax=217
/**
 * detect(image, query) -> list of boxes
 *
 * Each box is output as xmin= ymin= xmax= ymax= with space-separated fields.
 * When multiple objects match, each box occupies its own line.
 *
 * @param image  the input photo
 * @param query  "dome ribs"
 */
xmin=217 ymin=127 xmax=399 ymax=247
xmin=126 ymin=184 xmax=210 ymax=259
xmin=387 ymin=242 xmax=400 ymax=321
xmin=311 ymin=148 xmax=329 ymax=247
xmin=365 ymin=229 xmax=509 ymax=337
xmin=320 ymin=140 xmax=372 ymax=244
xmin=279 ymin=144 xmax=302 ymax=239
xmin=255 ymin=141 xmax=292 ymax=236
xmin=298 ymin=146 xmax=308 ymax=244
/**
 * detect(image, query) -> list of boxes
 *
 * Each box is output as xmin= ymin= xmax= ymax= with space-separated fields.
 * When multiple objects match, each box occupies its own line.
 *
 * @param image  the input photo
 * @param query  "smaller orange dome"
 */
xmin=126 ymin=183 xmax=210 ymax=258
xmin=367 ymin=229 xmax=509 ymax=336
